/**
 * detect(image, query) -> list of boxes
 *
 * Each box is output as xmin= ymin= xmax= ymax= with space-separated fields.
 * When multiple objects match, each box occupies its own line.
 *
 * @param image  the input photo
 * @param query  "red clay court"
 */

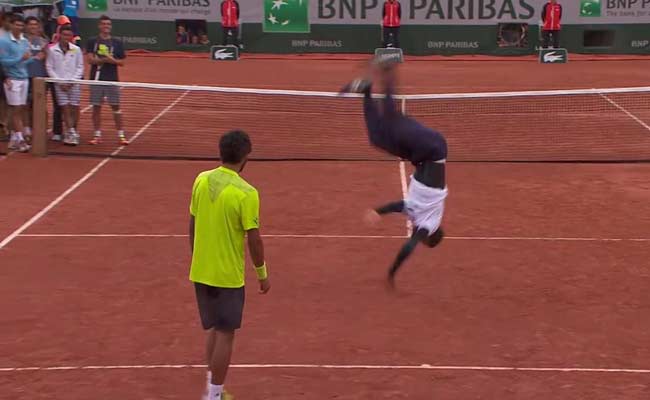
xmin=1 ymin=55 xmax=650 ymax=399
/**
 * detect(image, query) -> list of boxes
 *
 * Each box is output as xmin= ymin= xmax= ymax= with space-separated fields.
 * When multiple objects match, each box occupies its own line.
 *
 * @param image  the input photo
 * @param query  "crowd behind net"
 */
xmin=25 ymin=79 xmax=650 ymax=162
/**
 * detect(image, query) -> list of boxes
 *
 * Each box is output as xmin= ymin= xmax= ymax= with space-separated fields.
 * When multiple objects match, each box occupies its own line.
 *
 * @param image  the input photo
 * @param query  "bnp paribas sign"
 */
xmin=263 ymin=0 xmax=310 ymax=32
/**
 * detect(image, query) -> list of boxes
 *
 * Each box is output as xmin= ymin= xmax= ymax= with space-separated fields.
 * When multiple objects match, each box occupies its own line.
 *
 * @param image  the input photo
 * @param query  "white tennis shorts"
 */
xmin=404 ymin=175 xmax=448 ymax=235
xmin=55 ymin=84 xmax=81 ymax=106
xmin=4 ymin=79 xmax=28 ymax=106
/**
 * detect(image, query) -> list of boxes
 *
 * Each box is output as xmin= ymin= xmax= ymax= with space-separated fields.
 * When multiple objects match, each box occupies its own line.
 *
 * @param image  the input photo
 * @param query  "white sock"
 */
xmin=117 ymin=130 xmax=125 ymax=137
xmin=15 ymin=132 xmax=24 ymax=141
xmin=94 ymin=130 xmax=102 ymax=137
xmin=208 ymin=384 xmax=223 ymax=400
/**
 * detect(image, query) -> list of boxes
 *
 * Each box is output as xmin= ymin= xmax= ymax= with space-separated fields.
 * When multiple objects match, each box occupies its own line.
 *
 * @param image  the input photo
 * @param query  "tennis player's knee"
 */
xmin=213 ymin=328 xmax=235 ymax=340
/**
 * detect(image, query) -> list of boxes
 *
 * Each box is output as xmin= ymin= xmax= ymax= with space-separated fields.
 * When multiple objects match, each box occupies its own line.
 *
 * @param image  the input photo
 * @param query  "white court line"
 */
xmin=399 ymin=161 xmax=413 ymax=236
xmin=1 ymin=363 xmax=649 ymax=374
xmin=0 ymin=92 xmax=189 ymax=251
xmin=16 ymin=233 xmax=650 ymax=242
xmin=598 ymin=93 xmax=650 ymax=133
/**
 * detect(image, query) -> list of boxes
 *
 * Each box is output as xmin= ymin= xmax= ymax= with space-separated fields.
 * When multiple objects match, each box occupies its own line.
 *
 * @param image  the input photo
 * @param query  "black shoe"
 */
xmin=339 ymin=78 xmax=371 ymax=95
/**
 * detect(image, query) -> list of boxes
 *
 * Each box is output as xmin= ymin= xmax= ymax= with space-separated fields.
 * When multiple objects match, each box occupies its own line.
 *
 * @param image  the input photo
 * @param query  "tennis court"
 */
xmin=1 ymin=56 xmax=650 ymax=399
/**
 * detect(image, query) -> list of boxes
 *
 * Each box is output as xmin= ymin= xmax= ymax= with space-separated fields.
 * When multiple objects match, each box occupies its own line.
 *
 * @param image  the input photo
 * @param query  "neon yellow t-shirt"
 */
xmin=189 ymin=166 xmax=260 ymax=288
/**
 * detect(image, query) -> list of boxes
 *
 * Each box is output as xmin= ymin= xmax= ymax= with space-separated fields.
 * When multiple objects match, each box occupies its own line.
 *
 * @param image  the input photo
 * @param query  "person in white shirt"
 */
xmin=45 ymin=25 xmax=83 ymax=146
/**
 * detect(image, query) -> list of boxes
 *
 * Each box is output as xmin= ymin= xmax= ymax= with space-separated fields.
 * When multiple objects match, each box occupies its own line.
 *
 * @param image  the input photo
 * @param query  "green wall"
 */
xmin=79 ymin=19 xmax=650 ymax=55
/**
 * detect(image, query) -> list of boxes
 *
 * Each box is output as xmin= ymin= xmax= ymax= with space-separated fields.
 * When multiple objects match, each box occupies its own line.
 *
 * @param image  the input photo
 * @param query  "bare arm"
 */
xmin=103 ymin=55 xmax=125 ymax=66
xmin=388 ymin=228 xmax=429 ymax=286
xmin=189 ymin=215 xmax=195 ymax=253
xmin=247 ymin=228 xmax=265 ymax=267
xmin=247 ymin=228 xmax=270 ymax=294
xmin=376 ymin=200 xmax=404 ymax=215
xmin=86 ymin=53 xmax=102 ymax=65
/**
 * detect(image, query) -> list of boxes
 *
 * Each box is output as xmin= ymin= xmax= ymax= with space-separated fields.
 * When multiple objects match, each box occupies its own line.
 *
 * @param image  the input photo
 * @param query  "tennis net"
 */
xmin=30 ymin=79 xmax=650 ymax=162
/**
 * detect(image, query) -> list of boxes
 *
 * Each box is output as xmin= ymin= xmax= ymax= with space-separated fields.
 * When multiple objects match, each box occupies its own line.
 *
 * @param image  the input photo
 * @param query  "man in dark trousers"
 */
xmin=541 ymin=0 xmax=562 ymax=48
xmin=382 ymin=0 xmax=401 ymax=48
xmin=340 ymin=62 xmax=448 ymax=287
xmin=221 ymin=0 xmax=240 ymax=48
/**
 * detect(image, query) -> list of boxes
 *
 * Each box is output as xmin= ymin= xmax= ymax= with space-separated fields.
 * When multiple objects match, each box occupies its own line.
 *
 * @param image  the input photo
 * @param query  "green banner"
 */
xmin=263 ymin=0 xmax=310 ymax=33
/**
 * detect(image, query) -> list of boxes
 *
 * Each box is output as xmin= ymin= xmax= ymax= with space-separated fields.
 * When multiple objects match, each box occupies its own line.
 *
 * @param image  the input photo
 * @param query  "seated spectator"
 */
xmin=46 ymin=25 xmax=83 ymax=146
xmin=191 ymin=35 xmax=199 ymax=45
xmin=199 ymin=33 xmax=210 ymax=46
xmin=176 ymin=25 xmax=189 ymax=45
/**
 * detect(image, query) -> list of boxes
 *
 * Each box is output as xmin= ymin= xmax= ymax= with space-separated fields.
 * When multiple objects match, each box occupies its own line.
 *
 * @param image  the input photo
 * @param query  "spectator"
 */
xmin=191 ymin=34 xmax=199 ymax=45
xmin=0 ymin=12 xmax=9 ymax=140
xmin=220 ymin=0 xmax=240 ymax=48
xmin=24 ymin=16 xmax=48 ymax=141
xmin=176 ymin=25 xmax=189 ymax=45
xmin=48 ymin=15 xmax=70 ymax=141
xmin=199 ymin=33 xmax=210 ymax=46
xmin=382 ymin=0 xmax=401 ymax=49
xmin=61 ymin=0 xmax=80 ymax=44
xmin=541 ymin=0 xmax=562 ymax=49
xmin=86 ymin=15 xmax=128 ymax=145
xmin=0 ymin=13 xmax=44 ymax=153
xmin=46 ymin=25 xmax=82 ymax=146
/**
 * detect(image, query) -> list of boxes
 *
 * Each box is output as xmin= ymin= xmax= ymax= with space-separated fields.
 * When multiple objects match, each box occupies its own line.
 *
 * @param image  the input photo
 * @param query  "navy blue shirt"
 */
xmin=364 ymin=90 xmax=447 ymax=164
xmin=86 ymin=37 xmax=125 ymax=81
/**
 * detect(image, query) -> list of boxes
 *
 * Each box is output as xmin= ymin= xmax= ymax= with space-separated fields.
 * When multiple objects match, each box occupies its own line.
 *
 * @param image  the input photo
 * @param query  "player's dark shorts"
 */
xmin=90 ymin=85 xmax=121 ymax=106
xmin=194 ymin=283 xmax=245 ymax=331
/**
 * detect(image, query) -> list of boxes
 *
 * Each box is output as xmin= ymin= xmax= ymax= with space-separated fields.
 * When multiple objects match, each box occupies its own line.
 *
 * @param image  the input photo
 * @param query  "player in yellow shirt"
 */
xmin=189 ymin=130 xmax=270 ymax=400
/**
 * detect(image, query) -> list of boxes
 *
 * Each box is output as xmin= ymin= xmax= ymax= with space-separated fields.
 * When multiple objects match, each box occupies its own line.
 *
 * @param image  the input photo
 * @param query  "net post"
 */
xmin=401 ymin=97 xmax=407 ymax=114
xmin=31 ymin=78 xmax=47 ymax=157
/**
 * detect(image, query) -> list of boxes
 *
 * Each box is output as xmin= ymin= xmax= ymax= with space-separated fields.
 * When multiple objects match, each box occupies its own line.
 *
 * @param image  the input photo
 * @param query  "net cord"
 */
xmin=43 ymin=78 xmax=650 ymax=100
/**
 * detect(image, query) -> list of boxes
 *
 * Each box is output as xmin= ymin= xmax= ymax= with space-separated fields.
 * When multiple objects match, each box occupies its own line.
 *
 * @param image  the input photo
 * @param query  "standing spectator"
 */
xmin=0 ymin=13 xmax=43 ymax=153
xmin=0 ymin=12 xmax=10 ymax=141
xmin=25 ymin=16 xmax=48 ymax=141
xmin=61 ymin=0 xmax=80 ymax=44
xmin=220 ymin=0 xmax=240 ymax=48
xmin=189 ymin=130 xmax=270 ymax=400
xmin=46 ymin=25 xmax=83 ymax=146
xmin=48 ymin=15 xmax=71 ymax=142
xmin=86 ymin=15 xmax=128 ymax=146
xmin=541 ymin=0 xmax=562 ymax=48
xmin=382 ymin=0 xmax=401 ymax=48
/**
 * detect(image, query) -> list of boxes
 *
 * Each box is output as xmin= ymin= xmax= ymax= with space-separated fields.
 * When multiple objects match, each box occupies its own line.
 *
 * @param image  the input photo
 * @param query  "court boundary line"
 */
xmin=1 ymin=362 xmax=649 ymax=374
xmin=598 ymin=93 xmax=650 ymax=133
xmin=16 ymin=233 xmax=650 ymax=242
xmin=0 ymin=92 xmax=189 ymax=251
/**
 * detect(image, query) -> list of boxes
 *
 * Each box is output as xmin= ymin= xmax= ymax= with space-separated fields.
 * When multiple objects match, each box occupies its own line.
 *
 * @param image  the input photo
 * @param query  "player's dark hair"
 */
xmin=424 ymin=227 xmax=444 ymax=248
xmin=25 ymin=16 xmax=40 ymax=25
xmin=10 ymin=13 xmax=24 ymax=24
xmin=220 ymin=130 xmax=252 ymax=164
xmin=99 ymin=15 xmax=112 ymax=22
